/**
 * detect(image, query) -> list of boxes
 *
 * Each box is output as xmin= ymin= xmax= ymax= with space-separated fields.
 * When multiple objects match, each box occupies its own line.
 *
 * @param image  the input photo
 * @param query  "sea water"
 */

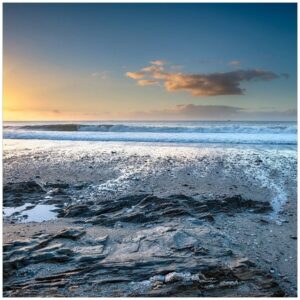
xmin=3 ymin=121 xmax=297 ymax=145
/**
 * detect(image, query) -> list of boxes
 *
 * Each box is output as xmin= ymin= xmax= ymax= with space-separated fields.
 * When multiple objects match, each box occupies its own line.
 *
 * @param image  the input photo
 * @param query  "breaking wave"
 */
xmin=3 ymin=121 xmax=297 ymax=145
xmin=3 ymin=122 xmax=297 ymax=134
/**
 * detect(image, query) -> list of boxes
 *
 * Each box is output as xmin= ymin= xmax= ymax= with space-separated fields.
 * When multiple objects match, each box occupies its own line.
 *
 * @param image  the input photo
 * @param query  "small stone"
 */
xmin=165 ymin=272 xmax=184 ymax=283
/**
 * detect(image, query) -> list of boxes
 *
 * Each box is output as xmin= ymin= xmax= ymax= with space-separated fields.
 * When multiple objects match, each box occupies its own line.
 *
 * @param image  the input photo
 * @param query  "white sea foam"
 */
xmin=3 ymin=130 xmax=297 ymax=145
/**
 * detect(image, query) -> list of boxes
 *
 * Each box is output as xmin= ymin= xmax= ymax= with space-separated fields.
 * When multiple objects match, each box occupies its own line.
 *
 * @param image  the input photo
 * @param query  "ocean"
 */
xmin=3 ymin=121 xmax=297 ymax=145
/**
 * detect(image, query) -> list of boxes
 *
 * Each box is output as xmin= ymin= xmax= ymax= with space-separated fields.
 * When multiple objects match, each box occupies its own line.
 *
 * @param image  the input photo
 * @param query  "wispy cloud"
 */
xmin=128 ymin=104 xmax=297 ymax=121
xmin=281 ymin=73 xmax=290 ymax=79
xmin=150 ymin=60 xmax=165 ymax=66
xmin=126 ymin=71 xmax=145 ymax=79
xmin=142 ymin=65 xmax=163 ymax=73
xmin=126 ymin=60 xmax=282 ymax=97
xmin=228 ymin=60 xmax=241 ymax=67
xmin=170 ymin=64 xmax=184 ymax=71
xmin=91 ymin=71 xmax=109 ymax=80
xmin=137 ymin=79 xmax=159 ymax=86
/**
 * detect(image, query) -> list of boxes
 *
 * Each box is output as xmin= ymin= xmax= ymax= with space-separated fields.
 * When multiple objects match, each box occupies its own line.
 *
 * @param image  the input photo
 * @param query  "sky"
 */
xmin=3 ymin=3 xmax=297 ymax=121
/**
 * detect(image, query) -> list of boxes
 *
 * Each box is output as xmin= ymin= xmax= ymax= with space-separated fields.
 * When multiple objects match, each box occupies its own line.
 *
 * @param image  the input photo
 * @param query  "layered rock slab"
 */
xmin=3 ymin=219 xmax=284 ymax=297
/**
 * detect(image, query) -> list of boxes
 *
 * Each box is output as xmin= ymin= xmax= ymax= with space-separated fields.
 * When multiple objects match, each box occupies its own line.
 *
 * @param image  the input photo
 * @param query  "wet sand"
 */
xmin=3 ymin=139 xmax=297 ymax=296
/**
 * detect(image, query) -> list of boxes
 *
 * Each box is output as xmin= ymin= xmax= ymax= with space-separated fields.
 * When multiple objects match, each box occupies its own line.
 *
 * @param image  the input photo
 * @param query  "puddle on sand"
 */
xmin=3 ymin=204 xmax=58 ymax=223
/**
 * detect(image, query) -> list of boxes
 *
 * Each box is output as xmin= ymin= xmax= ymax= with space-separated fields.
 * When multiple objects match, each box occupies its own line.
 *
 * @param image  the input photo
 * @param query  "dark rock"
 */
xmin=3 ymin=181 xmax=46 ymax=207
xmin=48 ymin=188 xmax=65 ymax=195
xmin=80 ymin=194 xmax=271 ymax=227
xmin=62 ymin=205 xmax=91 ymax=218
xmin=3 ymin=192 xmax=283 ymax=297
xmin=4 ymin=181 xmax=44 ymax=194
xmin=3 ymin=223 xmax=284 ymax=297
xmin=54 ymin=228 xmax=86 ymax=240
xmin=73 ymin=184 xmax=87 ymax=190
xmin=259 ymin=218 xmax=269 ymax=224
xmin=44 ymin=183 xmax=69 ymax=189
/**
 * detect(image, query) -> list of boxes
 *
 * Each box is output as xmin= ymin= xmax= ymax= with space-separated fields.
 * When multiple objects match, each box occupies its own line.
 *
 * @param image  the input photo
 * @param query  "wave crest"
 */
xmin=4 ymin=123 xmax=297 ymax=134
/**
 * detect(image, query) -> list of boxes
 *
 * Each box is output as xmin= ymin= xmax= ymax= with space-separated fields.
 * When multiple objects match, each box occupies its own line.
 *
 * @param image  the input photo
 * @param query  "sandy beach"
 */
xmin=3 ymin=139 xmax=297 ymax=296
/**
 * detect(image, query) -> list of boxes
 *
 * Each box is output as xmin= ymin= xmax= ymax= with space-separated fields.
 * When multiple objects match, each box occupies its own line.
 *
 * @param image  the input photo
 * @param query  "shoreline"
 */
xmin=3 ymin=139 xmax=297 ymax=296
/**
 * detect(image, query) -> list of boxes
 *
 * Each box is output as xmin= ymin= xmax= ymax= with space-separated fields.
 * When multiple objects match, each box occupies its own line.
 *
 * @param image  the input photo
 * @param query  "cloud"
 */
xmin=128 ymin=104 xmax=297 ymax=121
xmin=160 ymin=69 xmax=279 ymax=96
xmin=228 ymin=60 xmax=241 ymax=66
xmin=126 ymin=61 xmax=282 ymax=96
xmin=150 ymin=60 xmax=165 ymax=66
xmin=91 ymin=71 xmax=109 ymax=80
xmin=142 ymin=65 xmax=164 ymax=72
xmin=131 ymin=104 xmax=243 ymax=120
xmin=137 ymin=79 xmax=159 ymax=86
xmin=170 ymin=64 xmax=184 ymax=71
xmin=126 ymin=71 xmax=145 ymax=79
xmin=281 ymin=73 xmax=290 ymax=79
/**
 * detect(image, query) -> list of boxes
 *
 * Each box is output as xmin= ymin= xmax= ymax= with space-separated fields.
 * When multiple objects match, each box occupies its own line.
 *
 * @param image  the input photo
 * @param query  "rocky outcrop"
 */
xmin=60 ymin=194 xmax=272 ymax=226
xmin=3 ymin=183 xmax=283 ymax=297
xmin=3 ymin=221 xmax=283 ymax=297
xmin=3 ymin=181 xmax=45 ymax=207
xmin=3 ymin=181 xmax=72 ymax=208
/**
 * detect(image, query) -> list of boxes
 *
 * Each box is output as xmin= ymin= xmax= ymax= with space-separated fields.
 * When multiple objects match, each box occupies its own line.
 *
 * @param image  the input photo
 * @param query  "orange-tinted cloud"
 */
xmin=142 ymin=65 xmax=164 ymax=73
xmin=125 ymin=71 xmax=145 ymax=79
xmin=126 ymin=61 xmax=282 ymax=96
xmin=137 ymin=79 xmax=159 ymax=86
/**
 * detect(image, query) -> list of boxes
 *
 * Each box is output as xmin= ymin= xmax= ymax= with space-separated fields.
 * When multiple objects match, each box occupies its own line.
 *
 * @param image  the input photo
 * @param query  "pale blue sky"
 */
xmin=3 ymin=3 xmax=297 ymax=121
